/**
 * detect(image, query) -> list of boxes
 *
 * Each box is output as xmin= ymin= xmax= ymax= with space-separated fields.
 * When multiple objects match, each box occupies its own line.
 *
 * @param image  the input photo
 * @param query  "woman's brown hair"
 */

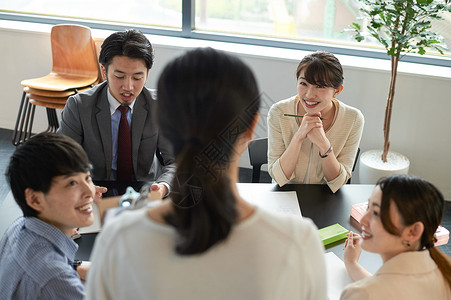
xmin=157 ymin=47 xmax=260 ymax=255
xmin=295 ymin=50 xmax=343 ymax=89
xmin=377 ymin=175 xmax=451 ymax=287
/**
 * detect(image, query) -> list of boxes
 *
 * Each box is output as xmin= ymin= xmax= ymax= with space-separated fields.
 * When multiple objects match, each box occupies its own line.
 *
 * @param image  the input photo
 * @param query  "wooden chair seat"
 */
xmin=23 ymin=86 xmax=77 ymax=97
xmin=27 ymin=94 xmax=67 ymax=105
xmin=23 ymin=85 xmax=93 ymax=98
xmin=29 ymin=99 xmax=66 ymax=110
xmin=21 ymin=74 xmax=98 ymax=92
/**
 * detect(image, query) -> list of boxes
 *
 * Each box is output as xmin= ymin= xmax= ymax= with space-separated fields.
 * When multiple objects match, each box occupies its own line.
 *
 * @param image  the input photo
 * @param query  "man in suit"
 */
xmin=58 ymin=29 xmax=175 ymax=198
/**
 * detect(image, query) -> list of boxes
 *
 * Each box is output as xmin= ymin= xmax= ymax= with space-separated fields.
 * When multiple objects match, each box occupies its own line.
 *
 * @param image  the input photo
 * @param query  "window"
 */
xmin=193 ymin=0 xmax=451 ymax=59
xmin=195 ymin=0 xmax=361 ymax=44
xmin=1 ymin=0 xmax=450 ymax=66
xmin=0 ymin=0 xmax=182 ymax=29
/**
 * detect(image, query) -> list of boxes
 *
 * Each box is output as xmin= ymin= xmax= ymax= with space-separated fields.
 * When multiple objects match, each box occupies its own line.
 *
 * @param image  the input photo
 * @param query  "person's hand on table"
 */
xmin=94 ymin=186 xmax=108 ymax=203
xmin=76 ymin=261 xmax=91 ymax=281
xmin=149 ymin=183 xmax=168 ymax=200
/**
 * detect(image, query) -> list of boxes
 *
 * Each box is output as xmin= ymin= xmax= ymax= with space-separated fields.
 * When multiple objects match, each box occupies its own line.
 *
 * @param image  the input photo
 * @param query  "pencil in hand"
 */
xmin=283 ymin=113 xmax=324 ymax=120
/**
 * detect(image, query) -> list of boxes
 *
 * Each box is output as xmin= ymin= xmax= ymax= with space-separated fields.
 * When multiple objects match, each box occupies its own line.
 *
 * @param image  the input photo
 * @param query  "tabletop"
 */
xmin=240 ymin=183 xmax=383 ymax=273
xmin=76 ymin=182 xmax=384 ymax=272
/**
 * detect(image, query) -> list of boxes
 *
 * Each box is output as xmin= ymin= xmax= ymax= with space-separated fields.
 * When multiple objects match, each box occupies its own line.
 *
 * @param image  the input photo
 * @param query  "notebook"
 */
xmin=318 ymin=223 xmax=349 ymax=246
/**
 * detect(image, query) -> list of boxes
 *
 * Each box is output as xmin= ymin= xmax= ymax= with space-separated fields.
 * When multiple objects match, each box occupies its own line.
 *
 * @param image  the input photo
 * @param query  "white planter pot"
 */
xmin=358 ymin=150 xmax=410 ymax=184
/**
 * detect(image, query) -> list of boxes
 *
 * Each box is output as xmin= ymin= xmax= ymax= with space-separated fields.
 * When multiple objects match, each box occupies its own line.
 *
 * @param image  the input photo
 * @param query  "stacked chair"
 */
xmin=12 ymin=24 xmax=102 ymax=146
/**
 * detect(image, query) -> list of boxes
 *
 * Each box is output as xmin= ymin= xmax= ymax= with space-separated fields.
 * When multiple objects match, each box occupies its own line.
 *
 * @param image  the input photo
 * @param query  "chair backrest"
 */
xmin=50 ymin=24 xmax=99 ymax=79
xmin=347 ymin=147 xmax=361 ymax=184
xmin=248 ymin=137 xmax=268 ymax=183
xmin=248 ymin=138 xmax=359 ymax=184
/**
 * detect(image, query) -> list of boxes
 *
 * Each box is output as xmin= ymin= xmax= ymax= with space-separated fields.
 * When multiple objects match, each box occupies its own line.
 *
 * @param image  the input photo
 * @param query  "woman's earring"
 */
xmin=402 ymin=240 xmax=411 ymax=248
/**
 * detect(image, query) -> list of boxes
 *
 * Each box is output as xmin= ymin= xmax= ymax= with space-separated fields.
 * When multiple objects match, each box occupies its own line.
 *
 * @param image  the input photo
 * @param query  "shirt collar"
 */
xmin=24 ymin=217 xmax=79 ymax=261
xmin=106 ymin=88 xmax=137 ymax=115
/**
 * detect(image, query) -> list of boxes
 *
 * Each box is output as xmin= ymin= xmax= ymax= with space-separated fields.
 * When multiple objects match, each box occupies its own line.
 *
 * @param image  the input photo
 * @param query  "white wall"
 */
xmin=1 ymin=21 xmax=451 ymax=199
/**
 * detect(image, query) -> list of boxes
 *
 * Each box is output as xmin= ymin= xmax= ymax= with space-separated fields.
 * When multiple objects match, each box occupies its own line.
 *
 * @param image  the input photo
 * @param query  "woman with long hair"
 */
xmin=86 ymin=48 xmax=327 ymax=300
xmin=341 ymin=175 xmax=451 ymax=299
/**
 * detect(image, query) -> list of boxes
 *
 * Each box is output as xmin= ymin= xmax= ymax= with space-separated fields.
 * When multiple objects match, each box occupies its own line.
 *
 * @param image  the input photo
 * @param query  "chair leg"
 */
xmin=45 ymin=108 xmax=59 ymax=133
xmin=23 ymin=99 xmax=35 ymax=142
xmin=12 ymin=92 xmax=27 ymax=146
xmin=251 ymin=165 xmax=262 ymax=183
xmin=50 ymin=108 xmax=59 ymax=132
xmin=12 ymin=93 xmax=35 ymax=146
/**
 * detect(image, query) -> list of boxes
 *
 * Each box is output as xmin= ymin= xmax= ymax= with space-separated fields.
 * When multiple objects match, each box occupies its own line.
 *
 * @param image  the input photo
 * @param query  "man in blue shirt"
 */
xmin=0 ymin=132 xmax=98 ymax=299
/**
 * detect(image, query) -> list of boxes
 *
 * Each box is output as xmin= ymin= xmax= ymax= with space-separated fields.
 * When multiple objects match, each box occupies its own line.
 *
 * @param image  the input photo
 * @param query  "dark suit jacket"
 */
xmin=58 ymin=81 xmax=175 ymax=185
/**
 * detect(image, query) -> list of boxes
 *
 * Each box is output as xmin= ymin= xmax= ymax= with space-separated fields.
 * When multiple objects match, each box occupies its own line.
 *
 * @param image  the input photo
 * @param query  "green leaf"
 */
xmin=416 ymin=0 xmax=433 ymax=6
xmin=352 ymin=22 xmax=361 ymax=31
xmin=387 ymin=49 xmax=398 ymax=56
xmin=346 ymin=0 xmax=449 ymax=58
xmin=355 ymin=33 xmax=365 ymax=42
xmin=370 ymin=19 xmax=384 ymax=29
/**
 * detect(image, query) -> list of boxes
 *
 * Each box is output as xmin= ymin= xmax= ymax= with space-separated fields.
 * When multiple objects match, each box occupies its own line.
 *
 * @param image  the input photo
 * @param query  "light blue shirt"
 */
xmin=106 ymin=89 xmax=170 ymax=193
xmin=0 ymin=217 xmax=84 ymax=300
xmin=107 ymin=89 xmax=136 ymax=180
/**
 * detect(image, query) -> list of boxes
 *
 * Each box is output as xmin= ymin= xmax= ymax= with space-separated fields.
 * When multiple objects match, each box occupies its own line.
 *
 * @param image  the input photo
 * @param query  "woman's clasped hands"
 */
xmin=295 ymin=112 xmax=330 ymax=152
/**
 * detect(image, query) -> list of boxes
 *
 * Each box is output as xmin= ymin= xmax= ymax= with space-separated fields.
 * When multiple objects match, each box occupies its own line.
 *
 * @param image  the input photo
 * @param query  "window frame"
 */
xmin=1 ymin=0 xmax=450 ymax=68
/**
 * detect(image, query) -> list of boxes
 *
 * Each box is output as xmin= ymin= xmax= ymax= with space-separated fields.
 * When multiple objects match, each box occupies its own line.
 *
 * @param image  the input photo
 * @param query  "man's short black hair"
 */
xmin=99 ymin=29 xmax=154 ymax=70
xmin=6 ymin=132 xmax=91 ymax=217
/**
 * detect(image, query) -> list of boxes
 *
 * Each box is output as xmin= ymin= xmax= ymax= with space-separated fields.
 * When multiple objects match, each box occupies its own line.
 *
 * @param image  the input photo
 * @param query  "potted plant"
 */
xmin=348 ymin=0 xmax=451 ymax=183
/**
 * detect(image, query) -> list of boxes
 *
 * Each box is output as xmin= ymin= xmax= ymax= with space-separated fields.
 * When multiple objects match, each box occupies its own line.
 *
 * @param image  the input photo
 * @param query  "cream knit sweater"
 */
xmin=267 ymin=96 xmax=364 ymax=193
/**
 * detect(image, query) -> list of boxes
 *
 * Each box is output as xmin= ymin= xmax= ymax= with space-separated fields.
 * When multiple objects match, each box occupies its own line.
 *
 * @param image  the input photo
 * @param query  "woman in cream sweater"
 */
xmin=267 ymin=51 xmax=364 ymax=192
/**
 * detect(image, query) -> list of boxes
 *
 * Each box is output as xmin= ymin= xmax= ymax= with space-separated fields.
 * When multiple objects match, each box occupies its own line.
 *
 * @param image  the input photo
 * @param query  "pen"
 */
xmin=344 ymin=231 xmax=362 ymax=248
xmin=284 ymin=113 xmax=324 ymax=120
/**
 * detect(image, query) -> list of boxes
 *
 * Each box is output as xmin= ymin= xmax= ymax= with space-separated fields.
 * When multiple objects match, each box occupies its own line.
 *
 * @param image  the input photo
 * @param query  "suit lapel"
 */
xmin=95 ymin=88 xmax=113 ymax=180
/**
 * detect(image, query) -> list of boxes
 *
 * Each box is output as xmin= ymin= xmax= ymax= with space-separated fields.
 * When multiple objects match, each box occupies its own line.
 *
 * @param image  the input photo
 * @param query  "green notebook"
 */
xmin=318 ymin=223 xmax=349 ymax=246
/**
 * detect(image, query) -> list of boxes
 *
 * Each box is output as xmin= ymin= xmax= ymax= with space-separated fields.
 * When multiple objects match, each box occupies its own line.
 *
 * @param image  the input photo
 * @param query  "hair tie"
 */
xmin=425 ymin=235 xmax=438 ymax=249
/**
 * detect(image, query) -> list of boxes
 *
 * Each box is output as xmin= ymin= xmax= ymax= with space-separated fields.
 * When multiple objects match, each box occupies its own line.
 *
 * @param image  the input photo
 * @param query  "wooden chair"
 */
xmin=21 ymin=24 xmax=99 ymax=91
xmin=13 ymin=24 xmax=101 ymax=145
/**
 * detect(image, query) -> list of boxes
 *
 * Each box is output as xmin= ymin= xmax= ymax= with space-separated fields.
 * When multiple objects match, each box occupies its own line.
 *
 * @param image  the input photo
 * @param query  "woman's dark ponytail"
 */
xmin=165 ymin=146 xmax=237 ymax=254
xmin=429 ymin=247 xmax=451 ymax=288
xmin=158 ymin=48 xmax=260 ymax=255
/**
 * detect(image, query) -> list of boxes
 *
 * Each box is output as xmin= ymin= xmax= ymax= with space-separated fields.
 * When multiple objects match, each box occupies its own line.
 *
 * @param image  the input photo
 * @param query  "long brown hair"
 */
xmin=157 ymin=48 xmax=260 ymax=255
xmin=377 ymin=175 xmax=451 ymax=287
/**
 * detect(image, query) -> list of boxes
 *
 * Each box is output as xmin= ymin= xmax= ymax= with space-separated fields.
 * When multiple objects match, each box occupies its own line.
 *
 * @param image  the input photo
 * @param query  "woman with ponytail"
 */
xmin=86 ymin=47 xmax=327 ymax=300
xmin=341 ymin=175 xmax=451 ymax=299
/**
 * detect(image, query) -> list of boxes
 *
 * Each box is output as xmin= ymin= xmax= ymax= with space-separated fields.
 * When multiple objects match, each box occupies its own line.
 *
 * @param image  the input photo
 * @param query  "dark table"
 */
xmin=247 ymin=183 xmax=383 ymax=273
xmin=74 ymin=181 xmax=150 ymax=261
xmin=76 ymin=183 xmax=375 ymax=259
xmin=76 ymin=183 xmax=450 ymax=274
xmin=275 ymin=183 xmax=373 ymax=229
